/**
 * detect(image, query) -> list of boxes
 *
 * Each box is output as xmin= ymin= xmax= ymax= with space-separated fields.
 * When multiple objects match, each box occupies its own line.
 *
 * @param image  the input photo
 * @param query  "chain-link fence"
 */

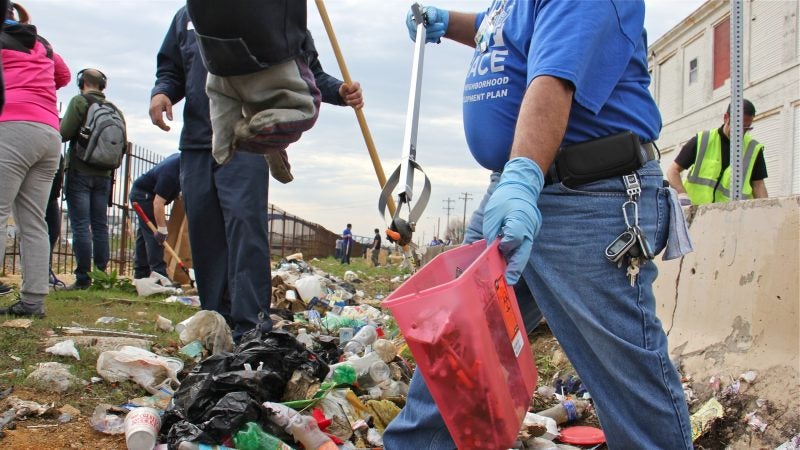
xmin=3 ymin=144 xmax=354 ymax=277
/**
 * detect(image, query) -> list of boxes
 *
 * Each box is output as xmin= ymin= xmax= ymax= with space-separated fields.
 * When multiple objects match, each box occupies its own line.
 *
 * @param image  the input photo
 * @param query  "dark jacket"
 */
xmin=152 ymin=7 xmax=345 ymax=153
xmin=186 ymin=0 xmax=308 ymax=77
xmin=0 ymin=0 xmax=8 ymax=113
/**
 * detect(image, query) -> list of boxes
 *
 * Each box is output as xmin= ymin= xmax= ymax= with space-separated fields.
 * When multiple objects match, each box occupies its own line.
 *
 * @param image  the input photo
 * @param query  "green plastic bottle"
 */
xmin=233 ymin=422 xmax=295 ymax=450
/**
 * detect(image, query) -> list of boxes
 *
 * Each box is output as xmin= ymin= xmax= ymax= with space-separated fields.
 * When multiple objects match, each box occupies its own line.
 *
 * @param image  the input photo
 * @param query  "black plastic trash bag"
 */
xmin=161 ymin=329 xmax=328 ymax=448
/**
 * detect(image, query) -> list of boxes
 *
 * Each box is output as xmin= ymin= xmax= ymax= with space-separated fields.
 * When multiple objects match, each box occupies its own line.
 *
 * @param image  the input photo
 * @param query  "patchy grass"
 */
xmin=0 ymin=284 xmax=197 ymax=414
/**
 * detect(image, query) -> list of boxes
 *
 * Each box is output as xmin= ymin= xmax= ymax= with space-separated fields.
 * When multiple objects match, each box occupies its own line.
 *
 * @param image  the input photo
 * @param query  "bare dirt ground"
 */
xmin=0 ymin=388 xmax=125 ymax=449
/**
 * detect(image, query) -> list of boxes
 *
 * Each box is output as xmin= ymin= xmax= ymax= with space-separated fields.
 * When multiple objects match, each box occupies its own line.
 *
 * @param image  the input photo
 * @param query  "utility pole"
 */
xmin=459 ymin=192 xmax=473 ymax=237
xmin=442 ymin=198 xmax=454 ymax=236
xmin=437 ymin=217 xmax=441 ymax=238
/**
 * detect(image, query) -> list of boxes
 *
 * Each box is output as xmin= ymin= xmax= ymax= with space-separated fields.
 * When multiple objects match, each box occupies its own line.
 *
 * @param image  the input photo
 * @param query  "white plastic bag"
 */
xmin=134 ymin=273 xmax=181 ymax=297
xmin=96 ymin=346 xmax=183 ymax=394
xmin=45 ymin=339 xmax=80 ymax=360
xmin=178 ymin=310 xmax=234 ymax=355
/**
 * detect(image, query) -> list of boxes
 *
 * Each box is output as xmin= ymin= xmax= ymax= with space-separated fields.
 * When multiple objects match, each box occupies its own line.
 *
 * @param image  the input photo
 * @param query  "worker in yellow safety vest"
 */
xmin=666 ymin=99 xmax=768 ymax=205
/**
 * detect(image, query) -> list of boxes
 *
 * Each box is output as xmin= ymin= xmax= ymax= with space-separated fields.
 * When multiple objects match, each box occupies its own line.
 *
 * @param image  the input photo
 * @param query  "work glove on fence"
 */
xmin=405 ymin=5 xmax=449 ymax=43
xmin=154 ymin=227 xmax=168 ymax=246
xmin=482 ymin=157 xmax=544 ymax=285
xmin=263 ymin=402 xmax=333 ymax=450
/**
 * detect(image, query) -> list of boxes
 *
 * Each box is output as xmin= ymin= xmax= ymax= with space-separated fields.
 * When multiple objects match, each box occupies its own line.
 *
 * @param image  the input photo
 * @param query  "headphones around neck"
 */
xmin=76 ymin=68 xmax=107 ymax=90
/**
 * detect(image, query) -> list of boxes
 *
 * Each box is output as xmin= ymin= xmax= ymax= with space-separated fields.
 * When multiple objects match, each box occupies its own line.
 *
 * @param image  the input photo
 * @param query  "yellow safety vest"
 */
xmin=684 ymin=129 xmax=763 ymax=205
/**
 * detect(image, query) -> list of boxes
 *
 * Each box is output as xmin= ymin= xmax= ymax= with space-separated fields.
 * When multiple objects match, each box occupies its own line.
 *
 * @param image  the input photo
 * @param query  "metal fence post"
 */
xmin=281 ymin=210 xmax=287 ymax=259
xmin=119 ymin=142 xmax=133 ymax=275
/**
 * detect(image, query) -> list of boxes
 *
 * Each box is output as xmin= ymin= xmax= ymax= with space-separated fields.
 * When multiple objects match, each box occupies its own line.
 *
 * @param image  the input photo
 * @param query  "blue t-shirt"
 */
xmin=133 ymin=153 xmax=181 ymax=203
xmin=342 ymin=228 xmax=353 ymax=244
xmin=462 ymin=0 xmax=661 ymax=171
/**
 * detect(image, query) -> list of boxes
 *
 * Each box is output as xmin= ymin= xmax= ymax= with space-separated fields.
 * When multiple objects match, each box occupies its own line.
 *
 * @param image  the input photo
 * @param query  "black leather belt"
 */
xmin=543 ymin=135 xmax=657 ymax=187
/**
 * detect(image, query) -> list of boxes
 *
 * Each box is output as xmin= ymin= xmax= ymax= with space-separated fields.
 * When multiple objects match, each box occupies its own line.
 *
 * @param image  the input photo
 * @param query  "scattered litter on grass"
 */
xmin=1 ymin=319 xmax=32 ymax=329
xmin=45 ymin=339 xmax=80 ymax=360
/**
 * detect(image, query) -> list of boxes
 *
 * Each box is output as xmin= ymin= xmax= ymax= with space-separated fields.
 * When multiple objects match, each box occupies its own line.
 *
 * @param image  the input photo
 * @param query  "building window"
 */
xmin=688 ymin=58 xmax=698 ymax=84
xmin=713 ymin=17 xmax=730 ymax=89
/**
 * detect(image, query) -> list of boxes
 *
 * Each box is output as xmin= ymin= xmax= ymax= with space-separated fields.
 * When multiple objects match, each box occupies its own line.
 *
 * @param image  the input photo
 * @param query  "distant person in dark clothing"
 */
xmin=340 ymin=223 xmax=352 ymax=264
xmin=334 ymin=238 xmax=342 ymax=260
xmin=371 ymin=228 xmax=381 ymax=267
xmin=129 ymin=153 xmax=181 ymax=280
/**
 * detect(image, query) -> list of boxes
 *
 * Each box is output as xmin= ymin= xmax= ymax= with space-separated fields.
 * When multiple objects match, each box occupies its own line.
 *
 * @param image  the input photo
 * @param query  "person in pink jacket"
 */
xmin=0 ymin=2 xmax=70 ymax=315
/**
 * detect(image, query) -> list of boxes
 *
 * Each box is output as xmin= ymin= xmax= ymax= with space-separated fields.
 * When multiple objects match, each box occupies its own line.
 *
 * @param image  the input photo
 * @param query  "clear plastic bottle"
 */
xmin=348 ymin=352 xmax=390 ymax=389
xmin=356 ymin=360 xmax=390 ymax=389
xmin=296 ymin=328 xmax=313 ymax=349
xmin=342 ymin=324 xmax=377 ymax=356
xmin=372 ymin=339 xmax=396 ymax=363
xmin=536 ymin=399 xmax=589 ymax=424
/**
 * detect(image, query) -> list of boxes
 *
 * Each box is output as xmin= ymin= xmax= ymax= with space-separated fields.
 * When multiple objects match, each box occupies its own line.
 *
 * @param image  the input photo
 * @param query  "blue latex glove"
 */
xmin=405 ymin=5 xmax=449 ymax=43
xmin=482 ymin=157 xmax=544 ymax=285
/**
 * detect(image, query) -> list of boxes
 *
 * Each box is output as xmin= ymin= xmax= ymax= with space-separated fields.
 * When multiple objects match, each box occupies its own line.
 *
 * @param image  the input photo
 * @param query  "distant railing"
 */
xmin=2 ymin=143 xmax=353 ymax=277
xmin=267 ymin=205 xmax=365 ymax=260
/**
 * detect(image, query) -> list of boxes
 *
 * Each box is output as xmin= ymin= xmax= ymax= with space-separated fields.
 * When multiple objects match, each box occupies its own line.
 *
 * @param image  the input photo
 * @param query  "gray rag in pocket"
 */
xmin=663 ymin=187 xmax=694 ymax=260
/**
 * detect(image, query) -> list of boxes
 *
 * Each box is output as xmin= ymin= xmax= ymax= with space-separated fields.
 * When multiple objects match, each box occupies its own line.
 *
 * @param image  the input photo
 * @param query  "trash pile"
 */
xmin=6 ymin=252 xmax=794 ymax=449
xmin=144 ymin=254 xmax=414 ymax=449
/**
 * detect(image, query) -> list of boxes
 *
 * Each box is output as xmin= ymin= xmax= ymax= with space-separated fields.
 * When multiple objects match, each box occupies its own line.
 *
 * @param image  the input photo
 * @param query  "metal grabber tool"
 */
xmin=379 ymin=3 xmax=432 ymax=267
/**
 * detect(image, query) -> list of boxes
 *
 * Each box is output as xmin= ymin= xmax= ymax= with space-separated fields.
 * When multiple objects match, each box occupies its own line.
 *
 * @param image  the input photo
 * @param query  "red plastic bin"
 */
xmin=384 ymin=240 xmax=537 ymax=450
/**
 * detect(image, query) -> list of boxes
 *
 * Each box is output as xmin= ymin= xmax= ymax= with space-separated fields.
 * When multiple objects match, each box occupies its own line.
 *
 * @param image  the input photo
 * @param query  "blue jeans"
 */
xmin=129 ymin=188 xmax=167 ymax=279
xmin=65 ymin=170 xmax=111 ymax=285
xmin=383 ymin=161 xmax=692 ymax=449
xmin=180 ymin=150 xmax=271 ymax=340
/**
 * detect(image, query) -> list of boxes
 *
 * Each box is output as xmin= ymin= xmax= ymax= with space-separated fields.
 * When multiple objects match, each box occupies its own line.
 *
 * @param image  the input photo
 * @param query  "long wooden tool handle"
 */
xmin=315 ymin=0 xmax=397 ymax=217
xmin=131 ymin=202 xmax=185 ymax=267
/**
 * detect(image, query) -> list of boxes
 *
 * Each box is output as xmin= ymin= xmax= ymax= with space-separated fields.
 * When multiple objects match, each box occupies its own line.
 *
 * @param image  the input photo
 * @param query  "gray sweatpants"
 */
xmin=206 ymin=58 xmax=320 ymax=166
xmin=0 ymin=121 xmax=61 ymax=312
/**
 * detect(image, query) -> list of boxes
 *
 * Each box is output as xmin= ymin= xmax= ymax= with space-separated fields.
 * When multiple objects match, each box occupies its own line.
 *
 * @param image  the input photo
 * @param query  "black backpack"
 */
xmin=73 ymin=95 xmax=127 ymax=170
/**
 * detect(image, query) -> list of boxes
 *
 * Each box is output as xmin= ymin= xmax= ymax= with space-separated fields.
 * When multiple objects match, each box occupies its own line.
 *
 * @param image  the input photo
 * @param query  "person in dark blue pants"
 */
xmin=149 ymin=7 xmax=363 ymax=340
xmin=129 ymin=152 xmax=180 ymax=280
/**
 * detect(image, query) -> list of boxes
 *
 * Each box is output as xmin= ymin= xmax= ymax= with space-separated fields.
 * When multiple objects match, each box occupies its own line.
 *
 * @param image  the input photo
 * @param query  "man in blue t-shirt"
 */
xmin=340 ymin=223 xmax=352 ymax=264
xmin=383 ymin=2 xmax=692 ymax=449
xmin=129 ymin=153 xmax=180 ymax=280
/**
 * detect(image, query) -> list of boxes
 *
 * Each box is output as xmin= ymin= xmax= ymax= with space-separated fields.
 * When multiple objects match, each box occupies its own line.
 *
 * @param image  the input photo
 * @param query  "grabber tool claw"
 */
xmin=379 ymin=2 xmax=432 ymax=258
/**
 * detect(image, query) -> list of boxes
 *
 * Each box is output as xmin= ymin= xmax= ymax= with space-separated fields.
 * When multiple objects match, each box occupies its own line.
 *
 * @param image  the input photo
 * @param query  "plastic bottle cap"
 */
xmin=558 ymin=426 xmax=606 ymax=445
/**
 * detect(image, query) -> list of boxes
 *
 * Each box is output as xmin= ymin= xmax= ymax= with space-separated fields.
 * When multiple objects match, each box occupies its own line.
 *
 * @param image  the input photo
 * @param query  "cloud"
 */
xmin=23 ymin=0 xmax=702 ymax=242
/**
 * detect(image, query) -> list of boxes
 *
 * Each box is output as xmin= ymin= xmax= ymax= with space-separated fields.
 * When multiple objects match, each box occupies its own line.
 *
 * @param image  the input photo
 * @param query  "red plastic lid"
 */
xmin=558 ymin=426 xmax=606 ymax=445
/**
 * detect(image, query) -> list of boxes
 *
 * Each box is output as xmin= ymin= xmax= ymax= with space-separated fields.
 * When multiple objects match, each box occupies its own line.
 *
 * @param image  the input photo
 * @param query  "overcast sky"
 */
xmin=24 ymin=0 xmax=704 ymax=244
